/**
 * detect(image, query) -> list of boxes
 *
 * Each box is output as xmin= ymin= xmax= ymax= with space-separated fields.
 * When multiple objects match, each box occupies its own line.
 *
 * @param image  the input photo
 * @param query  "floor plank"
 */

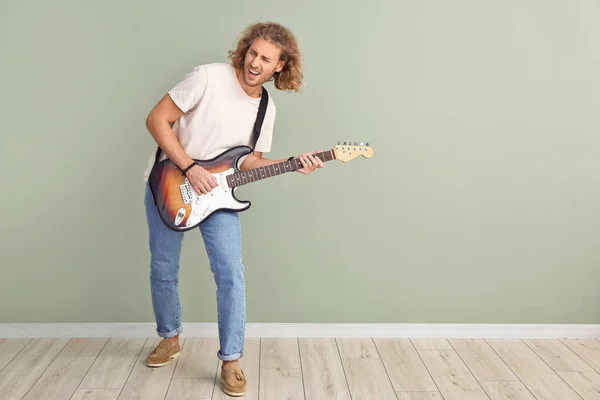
xmin=374 ymin=338 xmax=438 ymax=392
xmin=449 ymin=338 xmax=518 ymax=381
xmin=525 ymin=338 xmax=600 ymax=398
xmin=18 ymin=337 xmax=108 ymax=400
xmin=59 ymin=338 xmax=109 ymax=358
xmin=555 ymin=370 xmax=600 ymax=400
xmin=561 ymin=339 xmax=600 ymax=374
xmin=0 ymin=338 xmax=70 ymax=400
xmin=166 ymin=337 xmax=219 ymax=400
xmin=418 ymin=350 xmax=489 ymax=400
xmin=396 ymin=392 xmax=444 ymax=399
xmin=299 ymin=338 xmax=351 ymax=400
xmin=260 ymin=368 xmax=305 ymax=400
xmin=259 ymin=338 xmax=304 ymax=400
xmin=479 ymin=380 xmax=537 ymax=400
xmin=260 ymin=338 xmax=302 ymax=369
xmin=70 ymin=389 xmax=122 ymax=400
xmin=524 ymin=339 xmax=595 ymax=372
xmin=0 ymin=338 xmax=33 ymax=371
xmin=118 ymin=337 xmax=183 ymax=400
xmin=411 ymin=339 xmax=453 ymax=351
xmin=488 ymin=339 xmax=582 ymax=400
xmin=23 ymin=356 xmax=97 ymax=400
xmin=78 ymin=337 xmax=146 ymax=390
xmin=342 ymin=358 xmax=398 ymax=400
xmin=336 ymin=338 xmax=379 ymax=359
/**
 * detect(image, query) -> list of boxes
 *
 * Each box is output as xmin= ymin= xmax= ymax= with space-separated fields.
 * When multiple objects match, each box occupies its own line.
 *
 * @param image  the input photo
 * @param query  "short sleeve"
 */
xmin=253 ymin=100 xmax=276 ymax=153
xmin=168 ymin=65 xmax=208 ymax=113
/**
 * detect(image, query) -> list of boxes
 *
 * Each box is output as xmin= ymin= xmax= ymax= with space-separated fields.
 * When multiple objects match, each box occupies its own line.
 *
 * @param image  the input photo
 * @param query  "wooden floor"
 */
xmin=1 ymin=336 xmax=600 ymax=399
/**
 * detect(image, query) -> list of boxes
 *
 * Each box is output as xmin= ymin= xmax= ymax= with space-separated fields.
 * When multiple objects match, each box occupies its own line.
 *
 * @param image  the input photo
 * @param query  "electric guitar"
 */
xmin=148 ymin=142 xmax=374 ymax=232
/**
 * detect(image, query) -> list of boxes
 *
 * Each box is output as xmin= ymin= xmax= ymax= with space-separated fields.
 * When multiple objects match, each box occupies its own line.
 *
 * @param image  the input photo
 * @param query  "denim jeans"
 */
xmin=144 ymin=184 xmax=245 ymax=361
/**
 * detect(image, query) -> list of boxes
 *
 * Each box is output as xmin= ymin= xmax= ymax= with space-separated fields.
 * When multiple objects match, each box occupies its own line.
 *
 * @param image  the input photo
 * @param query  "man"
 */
xmin=141 ymin=22 xmax=323 ymax=397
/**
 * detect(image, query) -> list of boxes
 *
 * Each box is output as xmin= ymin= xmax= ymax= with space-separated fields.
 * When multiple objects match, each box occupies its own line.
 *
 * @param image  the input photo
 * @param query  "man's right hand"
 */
xmin=185 ymin=165 xmax=218 ymax=195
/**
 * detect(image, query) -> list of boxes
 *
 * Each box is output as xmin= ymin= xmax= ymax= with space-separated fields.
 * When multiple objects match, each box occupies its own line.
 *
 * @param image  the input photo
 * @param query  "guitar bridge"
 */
xmin=180 ymin=181 xmax=193 ymax=204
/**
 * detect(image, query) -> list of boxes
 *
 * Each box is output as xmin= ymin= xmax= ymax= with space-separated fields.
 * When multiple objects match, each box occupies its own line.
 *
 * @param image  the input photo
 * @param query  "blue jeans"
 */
xmin=144 ymin=184 xmax=245 ymax=361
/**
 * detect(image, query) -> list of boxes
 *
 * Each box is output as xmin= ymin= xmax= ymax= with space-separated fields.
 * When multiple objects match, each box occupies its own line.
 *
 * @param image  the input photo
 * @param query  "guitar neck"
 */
xmin=226 ymin=149 xmax=336 ymax=188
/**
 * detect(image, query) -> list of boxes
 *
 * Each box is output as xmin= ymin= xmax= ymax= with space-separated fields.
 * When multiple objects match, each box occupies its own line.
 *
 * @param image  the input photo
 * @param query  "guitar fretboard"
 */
xmin=226 ymin=150 xmax=335 ymax=188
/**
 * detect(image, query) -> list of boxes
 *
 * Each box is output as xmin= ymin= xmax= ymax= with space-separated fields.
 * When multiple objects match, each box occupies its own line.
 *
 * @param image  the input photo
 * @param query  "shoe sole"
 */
xmin=146 ymin=351 xmax=180 ymax=367
xmin=220 ymin=377 xmax=248 ymax=397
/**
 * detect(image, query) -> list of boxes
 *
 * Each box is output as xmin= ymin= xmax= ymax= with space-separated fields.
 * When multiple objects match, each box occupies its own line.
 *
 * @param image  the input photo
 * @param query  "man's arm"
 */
xmin=146 ymin=94 xmax=217 ymax=194
xmin=145 ymin=94 xmax=194 ymax=170
xmin=240 ymin=151 xmax=324 ymax=174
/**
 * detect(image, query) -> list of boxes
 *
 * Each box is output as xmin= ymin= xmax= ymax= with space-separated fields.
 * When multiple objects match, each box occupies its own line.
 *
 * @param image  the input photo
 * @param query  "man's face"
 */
xmin=242 ymin=38 xmax=285 ymax=87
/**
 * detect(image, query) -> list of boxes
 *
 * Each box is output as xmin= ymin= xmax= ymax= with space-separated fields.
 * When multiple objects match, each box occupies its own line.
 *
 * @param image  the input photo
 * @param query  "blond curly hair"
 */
xmin=228 ymin=22 xmax=304 ymax=92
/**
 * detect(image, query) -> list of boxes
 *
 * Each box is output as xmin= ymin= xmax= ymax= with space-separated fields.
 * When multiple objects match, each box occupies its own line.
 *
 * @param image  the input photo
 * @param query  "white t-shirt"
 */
xmin=142 ymin=62 xmax=276 ymax=181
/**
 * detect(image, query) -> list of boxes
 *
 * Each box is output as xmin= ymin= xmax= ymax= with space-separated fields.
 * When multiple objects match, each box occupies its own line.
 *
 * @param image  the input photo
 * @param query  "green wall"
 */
xmin=2 ymin=0 xmax=599 ymax=325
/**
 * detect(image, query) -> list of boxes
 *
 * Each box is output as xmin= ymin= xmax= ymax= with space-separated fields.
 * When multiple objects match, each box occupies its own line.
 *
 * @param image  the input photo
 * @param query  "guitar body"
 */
xmin=148 ymin=146 xmax=252 ymax=232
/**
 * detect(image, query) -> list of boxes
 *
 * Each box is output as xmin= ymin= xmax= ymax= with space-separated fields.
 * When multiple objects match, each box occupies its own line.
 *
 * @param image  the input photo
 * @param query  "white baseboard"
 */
xmin=1 ymin=323 xmax=599 ymax=339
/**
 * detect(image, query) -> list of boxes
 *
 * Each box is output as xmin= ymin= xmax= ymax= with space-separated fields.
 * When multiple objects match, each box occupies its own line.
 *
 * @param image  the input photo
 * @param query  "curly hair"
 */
xmin=228 ymin=22 xmax=304 ymax=92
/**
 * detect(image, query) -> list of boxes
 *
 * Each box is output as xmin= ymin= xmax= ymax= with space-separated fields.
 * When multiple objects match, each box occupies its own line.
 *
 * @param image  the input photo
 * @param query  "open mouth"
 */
xmin=248 ymin=68 xmax=260 ymax=77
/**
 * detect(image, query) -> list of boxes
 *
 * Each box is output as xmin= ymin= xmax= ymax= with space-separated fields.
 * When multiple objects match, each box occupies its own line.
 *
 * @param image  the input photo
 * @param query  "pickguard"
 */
xmin=176 ymin=168 xmax=246 ymax=227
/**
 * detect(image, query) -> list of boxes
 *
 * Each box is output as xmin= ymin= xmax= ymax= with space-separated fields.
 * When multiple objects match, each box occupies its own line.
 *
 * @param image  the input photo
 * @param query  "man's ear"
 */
xmin=276 ymin=60 xmax=286 ymax=73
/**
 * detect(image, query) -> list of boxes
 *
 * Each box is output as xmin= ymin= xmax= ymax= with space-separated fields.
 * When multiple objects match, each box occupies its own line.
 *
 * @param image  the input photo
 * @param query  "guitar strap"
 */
xmin=152 ymin=86 xmax=269 ymax=165
xmin=251 ymin=86 xmax=269 ymax=152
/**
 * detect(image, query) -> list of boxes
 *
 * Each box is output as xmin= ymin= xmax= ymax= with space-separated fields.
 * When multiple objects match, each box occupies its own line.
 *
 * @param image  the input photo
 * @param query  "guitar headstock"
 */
xmin=333 ymin=141 xmax=374 ymax=162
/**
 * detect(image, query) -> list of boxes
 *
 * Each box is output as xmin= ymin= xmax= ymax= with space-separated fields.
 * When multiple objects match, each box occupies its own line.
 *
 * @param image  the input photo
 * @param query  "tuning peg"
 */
xmin=354 ymin=142 xmax=358 ymax=145
xmin=366 ymin=142 xmax=369 ymax=146
xmin=337 ymin=141 xmax=340 ymax=145
xmin=360 ymin=142 xmax=364 ymax=146
xmin=343 ymin=141 xmax=347 ymax=145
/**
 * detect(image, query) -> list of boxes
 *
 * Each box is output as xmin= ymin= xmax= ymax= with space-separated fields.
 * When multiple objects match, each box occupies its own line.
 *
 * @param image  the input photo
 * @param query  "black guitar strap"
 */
xmin=251 ymin=86 xmax=269 ymax=152
xmin=153 ymin=86 xmax=269 ymax=165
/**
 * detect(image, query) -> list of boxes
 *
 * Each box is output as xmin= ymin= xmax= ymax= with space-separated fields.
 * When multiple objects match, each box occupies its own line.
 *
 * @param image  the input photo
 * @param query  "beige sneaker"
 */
xmin=146 ymin=338 xmax=181 ymax=367
xmin=221 ymin=362 xmax=248 ymax=397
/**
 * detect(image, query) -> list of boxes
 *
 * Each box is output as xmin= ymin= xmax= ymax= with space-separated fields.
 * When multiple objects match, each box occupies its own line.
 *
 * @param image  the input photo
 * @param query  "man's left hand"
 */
xmin=297 ymin=151 xmax=324 ymax=174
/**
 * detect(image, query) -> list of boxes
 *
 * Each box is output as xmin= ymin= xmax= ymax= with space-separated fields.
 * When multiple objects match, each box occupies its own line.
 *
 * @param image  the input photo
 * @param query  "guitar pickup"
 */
xmin=180 ymin=181 xmax=193 ymax=204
